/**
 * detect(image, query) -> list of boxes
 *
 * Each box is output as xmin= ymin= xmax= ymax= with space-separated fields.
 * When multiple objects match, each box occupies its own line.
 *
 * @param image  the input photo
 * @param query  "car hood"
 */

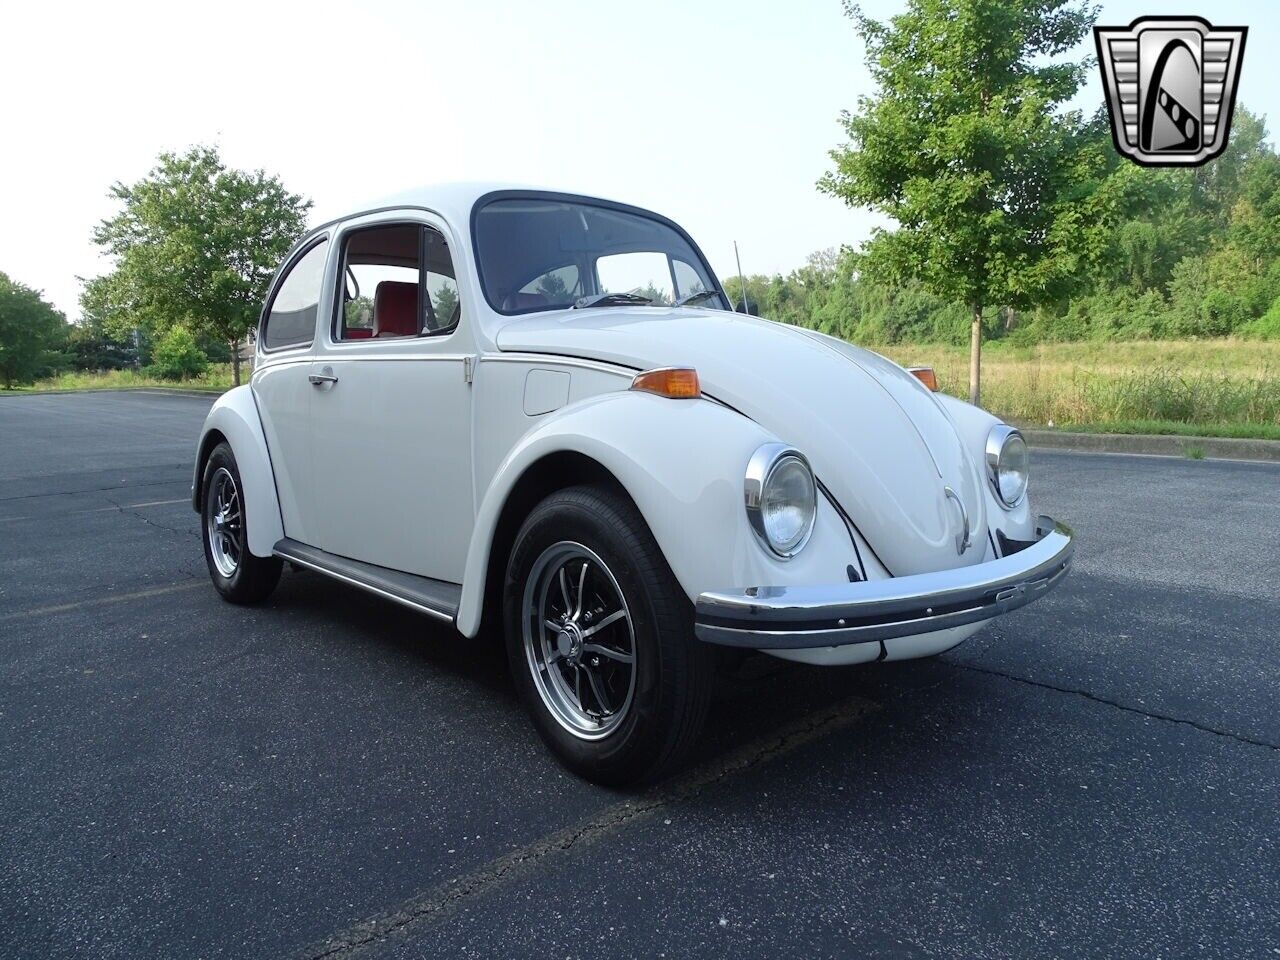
xmin=496 ymin=307 xmax=988 ymax=576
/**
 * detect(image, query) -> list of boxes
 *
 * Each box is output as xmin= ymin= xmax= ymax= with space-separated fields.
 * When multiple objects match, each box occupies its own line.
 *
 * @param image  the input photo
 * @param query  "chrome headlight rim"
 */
xmin=745 ymin=442 xmax=817 ymax=559
xmin=985 ymin=424 xmax=1029 ymax=508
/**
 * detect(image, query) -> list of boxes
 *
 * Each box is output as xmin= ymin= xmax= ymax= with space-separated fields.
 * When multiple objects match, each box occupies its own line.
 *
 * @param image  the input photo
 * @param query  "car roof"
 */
xmin=322 ymin=182 xmax=646 ymax=234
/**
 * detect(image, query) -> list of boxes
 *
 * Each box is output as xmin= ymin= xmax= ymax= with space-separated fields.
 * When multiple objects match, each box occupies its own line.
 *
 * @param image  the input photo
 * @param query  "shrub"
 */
xmin=1199 ymin=288 xmax=1252 ymax=336
xmin=850 ymin=282 xmax=989 ymax=345
xmin=1167 ymin=256 xmax=1211 ymax=335
xmin=1007 ymin=288 xmax=1170 ymax=344
xmin=1240 ymin=297 xmax=1280 ymax=340
xmin=146 ymin=325 xmax=208 ymax=380
xmin=1167 ymin=250 xmax=1271 ymax=337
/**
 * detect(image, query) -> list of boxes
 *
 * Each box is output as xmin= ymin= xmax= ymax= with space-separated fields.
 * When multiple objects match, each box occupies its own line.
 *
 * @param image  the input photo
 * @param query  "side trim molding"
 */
xmin=273 ymin=538 xmax=461 ymax=624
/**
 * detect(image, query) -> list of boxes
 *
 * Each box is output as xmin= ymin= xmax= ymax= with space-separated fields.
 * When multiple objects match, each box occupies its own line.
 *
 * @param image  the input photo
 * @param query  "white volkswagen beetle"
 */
xmin=193 ymin=185 xmax=1073 ymax=784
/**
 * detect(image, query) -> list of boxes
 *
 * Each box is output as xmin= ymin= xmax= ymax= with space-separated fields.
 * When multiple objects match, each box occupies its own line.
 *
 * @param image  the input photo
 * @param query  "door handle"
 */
xmin=308 ymin=372 xmax=338 ymax=386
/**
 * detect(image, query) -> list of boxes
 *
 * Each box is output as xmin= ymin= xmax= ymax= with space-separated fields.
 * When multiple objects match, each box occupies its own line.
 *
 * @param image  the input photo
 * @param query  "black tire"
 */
xmin=503 ymin=484 xmax=711 ymax=786
xmin=201 ymin=442 xmax=282 ymax=604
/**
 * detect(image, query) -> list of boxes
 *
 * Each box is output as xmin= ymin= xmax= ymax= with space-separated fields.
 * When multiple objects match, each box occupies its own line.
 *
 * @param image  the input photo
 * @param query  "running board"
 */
xmin=272 ymin=538 xmax=460 ymax=624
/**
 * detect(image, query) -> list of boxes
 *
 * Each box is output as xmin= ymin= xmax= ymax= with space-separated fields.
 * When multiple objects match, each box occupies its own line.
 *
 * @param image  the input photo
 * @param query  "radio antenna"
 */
xmin=733 ymin=241 xmax=748 ymax=311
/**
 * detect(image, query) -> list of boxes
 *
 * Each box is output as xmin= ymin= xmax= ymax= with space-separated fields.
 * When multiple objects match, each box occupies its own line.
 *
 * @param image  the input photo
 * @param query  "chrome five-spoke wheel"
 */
xmin=505 ymin=484 xmax=709 ymax=785
xmin=522 ymin=541 xmax=637 ymax=740
xmin=206 ymin=466 xmax=242 ymax=578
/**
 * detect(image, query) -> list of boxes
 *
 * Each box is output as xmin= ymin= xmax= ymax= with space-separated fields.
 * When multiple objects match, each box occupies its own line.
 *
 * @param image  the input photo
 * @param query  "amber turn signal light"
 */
xmin=907 ymin=366 xmax=939 ymax=391
xmin=630 ymin=367 xmax=701 ymax=399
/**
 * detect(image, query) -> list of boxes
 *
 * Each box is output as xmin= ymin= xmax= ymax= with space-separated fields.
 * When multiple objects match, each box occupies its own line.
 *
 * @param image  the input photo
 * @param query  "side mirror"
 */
xmin=735 ymin=298 xmax=759 ymax=316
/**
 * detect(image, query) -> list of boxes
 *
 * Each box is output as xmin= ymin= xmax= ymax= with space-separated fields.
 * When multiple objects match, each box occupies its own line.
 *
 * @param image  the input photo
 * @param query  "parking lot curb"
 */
xmin=130 ymin=387 xmax=227 ymax=399
xmin=1023 ymin=429 xmax=1280 ymax=463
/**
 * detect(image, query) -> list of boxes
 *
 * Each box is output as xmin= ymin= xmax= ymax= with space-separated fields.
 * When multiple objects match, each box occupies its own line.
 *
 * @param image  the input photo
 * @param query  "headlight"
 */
xmin=986 ymin=425 xmax=1029 ymax=507
xmin=745 ymin=443 xmax=816 ymax=558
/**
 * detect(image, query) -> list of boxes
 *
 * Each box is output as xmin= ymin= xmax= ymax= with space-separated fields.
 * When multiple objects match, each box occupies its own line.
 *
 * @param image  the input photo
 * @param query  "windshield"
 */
xmin=473 ymin=196 xmax=729 ymax=315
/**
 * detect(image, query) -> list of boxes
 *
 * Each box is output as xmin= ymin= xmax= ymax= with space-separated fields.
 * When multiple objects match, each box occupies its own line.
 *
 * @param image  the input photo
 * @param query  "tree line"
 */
xmin=722 ymin=105 xmax=1279 ymax=345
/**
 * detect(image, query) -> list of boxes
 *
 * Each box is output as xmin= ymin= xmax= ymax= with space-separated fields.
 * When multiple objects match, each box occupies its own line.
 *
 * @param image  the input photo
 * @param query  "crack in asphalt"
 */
xmin=0 ymin=473 xmax=188 ymax=502
xmin=103 ymin=493 xmax=200 ymax=539
xmin=292 ymin=693 xmax=884 ymax=960
xmin=948 ymin=661 xmax=1280 ymax=752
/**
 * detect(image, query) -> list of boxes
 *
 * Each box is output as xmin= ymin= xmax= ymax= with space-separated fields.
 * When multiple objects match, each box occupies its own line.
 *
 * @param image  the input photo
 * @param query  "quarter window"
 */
xmin=424 ymin=231 xmax=461 ymax=334
xmin=263 ymin=239 xmax=328 ymax=350
xmin=672 ymin=259 xmax=708 ymax=300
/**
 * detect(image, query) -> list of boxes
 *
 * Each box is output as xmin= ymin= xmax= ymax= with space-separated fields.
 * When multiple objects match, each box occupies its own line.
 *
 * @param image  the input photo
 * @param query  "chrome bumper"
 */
xmin=694 ymin=516 xmax=1073 ymax=649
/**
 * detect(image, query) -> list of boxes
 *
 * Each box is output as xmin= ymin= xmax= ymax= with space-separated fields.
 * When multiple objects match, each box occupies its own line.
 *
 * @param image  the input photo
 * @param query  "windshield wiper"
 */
xmin=573 ymin=292 xmax=654 ymax=309
xmin=673 ymin=289 xmax=720 ymax=307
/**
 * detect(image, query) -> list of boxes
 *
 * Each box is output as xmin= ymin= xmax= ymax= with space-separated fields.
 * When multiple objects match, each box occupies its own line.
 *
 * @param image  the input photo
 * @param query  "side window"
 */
xmin=338 ymin=224 xmax=420 ymax=340
xmin=336 ymin=223 xmax=461 ymax=341
xmin=263 ymin=240 xmax=328 ymax=350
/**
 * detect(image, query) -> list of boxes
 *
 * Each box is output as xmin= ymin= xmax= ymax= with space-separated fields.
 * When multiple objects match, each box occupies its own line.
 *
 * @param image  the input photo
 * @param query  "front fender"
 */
xmin=191 ymin=385 xmax=284 ymax=558
xmin=455 ymin=391 xmax=859 ymax=637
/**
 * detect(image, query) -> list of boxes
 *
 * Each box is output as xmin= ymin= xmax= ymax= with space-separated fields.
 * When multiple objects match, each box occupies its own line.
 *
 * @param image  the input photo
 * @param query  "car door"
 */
xmin=305 ymin=215 xmax=475 ymax=583
xmin=252 ymin=235 xmax=332 ymax=546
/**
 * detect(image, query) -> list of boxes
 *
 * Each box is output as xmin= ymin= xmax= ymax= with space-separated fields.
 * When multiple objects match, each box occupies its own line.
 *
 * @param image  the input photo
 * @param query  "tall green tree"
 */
xmin=0 ymin=273 xmax=68 ymax=389
xmin=820 ymin=0 xmax=1116 ymax=403
xmin=431 ymin=284 xmax=460 ymax=323
xmin=85 ymin=146 xmax=311 ymax=385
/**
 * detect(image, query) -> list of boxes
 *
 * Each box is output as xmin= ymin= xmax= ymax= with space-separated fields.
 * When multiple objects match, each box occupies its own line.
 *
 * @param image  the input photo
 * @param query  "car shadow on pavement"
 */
xmin=269 ymin=565 xmax=513 ymax=693
xmin=267 ymin=564 xmax=968 ymax=788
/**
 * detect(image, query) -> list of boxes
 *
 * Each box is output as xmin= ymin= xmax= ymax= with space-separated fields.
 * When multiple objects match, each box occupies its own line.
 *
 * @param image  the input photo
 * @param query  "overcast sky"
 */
xmin=3 ymin=0 xmax=1275 ymax=321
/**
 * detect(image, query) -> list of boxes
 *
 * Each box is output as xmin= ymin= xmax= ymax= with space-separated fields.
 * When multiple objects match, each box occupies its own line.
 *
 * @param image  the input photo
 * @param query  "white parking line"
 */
xmin=0 ymin=580 xmax=205 ymax=621
xmin=115 ymin=498 xmax=191 ymax=510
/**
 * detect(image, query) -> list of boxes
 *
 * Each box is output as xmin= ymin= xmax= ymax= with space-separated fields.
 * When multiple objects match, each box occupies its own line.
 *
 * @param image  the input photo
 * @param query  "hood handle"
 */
xmin=944 ymin=486 xmax=972 ymax=555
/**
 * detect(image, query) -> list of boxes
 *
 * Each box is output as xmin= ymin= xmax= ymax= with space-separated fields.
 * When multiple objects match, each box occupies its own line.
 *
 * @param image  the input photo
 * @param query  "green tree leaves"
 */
xmin=0 ymin=273 xmax=68 ymax=389
xmin=84 ymin=146 xmax=311 ymax=385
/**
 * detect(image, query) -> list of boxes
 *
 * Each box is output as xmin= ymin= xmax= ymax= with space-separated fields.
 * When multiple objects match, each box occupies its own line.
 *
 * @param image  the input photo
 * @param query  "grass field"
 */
xmin=878 ymin=339 xmax=1280 ymax=438
xmin=7 ymin=365 xmax=235 ymax=393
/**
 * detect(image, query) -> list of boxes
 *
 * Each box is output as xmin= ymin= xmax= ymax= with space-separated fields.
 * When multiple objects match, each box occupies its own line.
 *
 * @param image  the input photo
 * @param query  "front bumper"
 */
xmin=694 ymin=516 xmax=1073 ymax=649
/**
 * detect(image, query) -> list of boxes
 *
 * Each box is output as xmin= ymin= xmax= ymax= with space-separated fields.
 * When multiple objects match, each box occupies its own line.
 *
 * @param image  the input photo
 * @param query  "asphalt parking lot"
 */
xmin=1 ymin=390 xmax=1277 ymax=960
